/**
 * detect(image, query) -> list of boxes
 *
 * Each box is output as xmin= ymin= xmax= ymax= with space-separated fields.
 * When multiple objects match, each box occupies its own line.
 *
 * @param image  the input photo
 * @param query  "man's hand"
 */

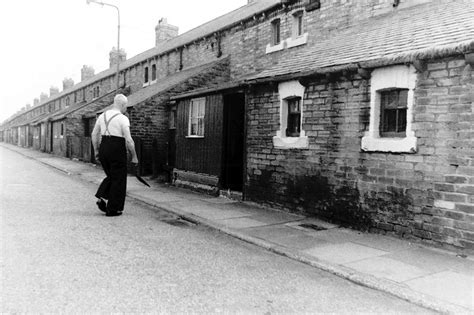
xmin=94 ymin=153 xmax=100 ymax=163
xmin=131 ymin=156 xmax=138 ymax=164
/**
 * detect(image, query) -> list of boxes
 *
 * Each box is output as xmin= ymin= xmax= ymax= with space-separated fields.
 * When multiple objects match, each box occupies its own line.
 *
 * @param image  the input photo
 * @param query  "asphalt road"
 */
xmin=0 ymin=147 xmax=435 ymax=313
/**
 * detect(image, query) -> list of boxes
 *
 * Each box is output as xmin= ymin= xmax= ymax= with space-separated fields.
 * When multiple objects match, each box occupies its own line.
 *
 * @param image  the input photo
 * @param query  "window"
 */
xmin=286 ymin=97 xmax=301 ymax=137
xmin=293 ymin=11 xmax=303 ymax=38
xmin=361 ymin=65 xmax=417 ymax=153
xmin=93 ymin=86 xmax=100 ymax=98
xmin=151 ymin=64 xmax=157 ymax=81
xmin=60 ymin=123 xmax=64 ymax=137
xmin=380 ymin=89 xmax=408 ymax=137
xmin=169 ymin=106 xmax=176 ymax=129
xmin=271 ymin=19 xmax=281 ymax=46
xmin=66 ymin=97 xmax=70 ymax=107
xmin=82 ymin=89 xmax=86 ymax=101
xmin=144 ymin=66 xmax=149 ymax=83
xmin=188 ymin=98 xmax=205 ymax=137
xmin=273 ymin=81 xmax=308 ymax=149
xmin=74 ymin=92 xmax=77 ymax=103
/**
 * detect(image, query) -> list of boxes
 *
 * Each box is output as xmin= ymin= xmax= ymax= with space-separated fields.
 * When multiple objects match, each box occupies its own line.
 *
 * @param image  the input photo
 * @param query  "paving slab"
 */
xmin=246 ymin=213 xmax=303 ymax=226
xmin=299 ymin=228 xmax=359 ymax=244
xmin=218 ymin=217 xmax=270 ymax=229
xmin=345 ymin=256 xmax=433 ymax=283
xmin=272 ymin=233 xmax=331 ymax=251
xmin=405 ymin=271 xmax=474 ymax=310
xmin=349 ymin=233 xmax=417 ymax=252
xmin=304 ymin=242 xmax=388 ymax=265
xmin=129 ymin=189 xmax=185 ymax=203
xmin=189 ymin=207 xmax=252 ymax=221
xmin=384 ymin=247 xmax=474 ymax=275
xmin=245 ymin=225 xmax=305 ymax=240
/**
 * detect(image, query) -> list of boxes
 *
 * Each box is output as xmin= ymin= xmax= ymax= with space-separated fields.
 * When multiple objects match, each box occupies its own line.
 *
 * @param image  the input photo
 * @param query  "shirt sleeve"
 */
xmin=122 ymin=115 xmax=130 ymax=128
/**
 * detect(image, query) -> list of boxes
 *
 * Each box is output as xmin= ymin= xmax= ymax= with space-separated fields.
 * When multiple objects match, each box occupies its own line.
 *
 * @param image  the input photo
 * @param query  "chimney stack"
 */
xmin=50 ymin=86 xmax=60 ymax=97
xmin=63 ymin=78 xmax=74 ymax=91
xmin=81 ymin=65 xmax=95 ymax=81
xmin=40 ymin=93 xmax=48 ymax=103
xmin=109 ymin=47 xmax=127 ymax=68
xmin=33 ymin=98 xmax=39 ymax=106
xmin=155 ymin=18 xmax=178 ymax=46
xmin=26 ymin=104 xmax=31 ymax=110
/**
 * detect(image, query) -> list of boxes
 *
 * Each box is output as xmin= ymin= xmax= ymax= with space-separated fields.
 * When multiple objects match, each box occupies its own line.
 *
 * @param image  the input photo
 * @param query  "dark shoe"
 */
xmin=106 ymin=211 xmax=122 ymax=217
xmin=96 ymin=199 xmax=107 ymax=213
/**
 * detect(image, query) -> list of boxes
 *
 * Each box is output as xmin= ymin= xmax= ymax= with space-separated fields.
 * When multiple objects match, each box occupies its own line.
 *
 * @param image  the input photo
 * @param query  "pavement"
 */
xmin=2 ymin=143 xmax=473 ymax=314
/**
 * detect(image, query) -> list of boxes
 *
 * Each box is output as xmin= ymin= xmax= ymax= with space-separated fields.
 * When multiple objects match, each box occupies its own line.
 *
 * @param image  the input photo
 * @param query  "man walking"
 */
xmin=91 ymin=94 xmax=138 ymax=217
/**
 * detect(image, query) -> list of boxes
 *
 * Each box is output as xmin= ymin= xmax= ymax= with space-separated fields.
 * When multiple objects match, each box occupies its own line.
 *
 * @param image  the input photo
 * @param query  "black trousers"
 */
xmin=95 ymin=136 xmax=127 ymax=212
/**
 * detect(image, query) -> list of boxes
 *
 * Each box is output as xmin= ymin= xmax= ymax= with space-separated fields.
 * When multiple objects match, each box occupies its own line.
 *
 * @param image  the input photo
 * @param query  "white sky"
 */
xmin=0 ymin=0 xmax=248 ymax=123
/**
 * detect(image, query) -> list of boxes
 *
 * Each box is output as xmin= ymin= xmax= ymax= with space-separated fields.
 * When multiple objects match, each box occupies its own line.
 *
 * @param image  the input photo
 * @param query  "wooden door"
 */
xmin=221 ymin=93 xmax=245 ymax=191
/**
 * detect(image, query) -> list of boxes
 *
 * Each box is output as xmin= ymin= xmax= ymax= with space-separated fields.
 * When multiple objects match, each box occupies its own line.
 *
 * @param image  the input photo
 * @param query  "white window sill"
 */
xmin=287 ymin=33 xmax=308 ymax=49
xmin=273 ymin=135 xmax=309 ymax=149
xmin=265 ymin=41 xmax=285 ymax=54
xmin=143 ymin=82 xmax=150 ymax=87
xmin=361 ymin=135 xmax=417 ymax=153
xmin=186 ymin=135 xmax=204 ymax=139
xmin=150 ymin=79 xmax=157 ymax=85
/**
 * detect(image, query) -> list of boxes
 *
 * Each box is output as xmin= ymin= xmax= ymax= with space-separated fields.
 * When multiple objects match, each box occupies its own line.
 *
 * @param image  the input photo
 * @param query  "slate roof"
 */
xmin=81 ymin=57 xmax=231 ymax=117
xmin=125 ymin=57 xmax=230 ymax=108
xmin=247 ymin=1 xmax=474 ymax=81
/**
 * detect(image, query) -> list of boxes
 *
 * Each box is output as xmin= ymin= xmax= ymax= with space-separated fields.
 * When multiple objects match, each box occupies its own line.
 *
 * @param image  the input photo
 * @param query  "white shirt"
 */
xmin=96 ymin=109 xmax=130 ymax=137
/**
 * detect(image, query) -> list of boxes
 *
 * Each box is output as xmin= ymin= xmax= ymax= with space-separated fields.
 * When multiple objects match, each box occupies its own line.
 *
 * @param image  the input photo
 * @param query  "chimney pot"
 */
xmin=62 ymin=78 xmax=75 ymax=91
xmin=155 ymin=18 xmax=179 ymax=46
xmin=49 ymin=86 xmax=59 ymax=97
xmin=109 ymin=47 xmax=127 ymax=68
xmin=81 ymin=65 xmax=95 ymax=81
xmin=40 ymin=93 xmax=48 ymax=103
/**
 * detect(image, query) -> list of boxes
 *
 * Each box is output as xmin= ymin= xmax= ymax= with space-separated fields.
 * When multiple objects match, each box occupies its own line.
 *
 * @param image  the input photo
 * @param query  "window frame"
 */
xmin=187 ymin=97 xmax=205 ymax=138
xmin=285 ymin=96 xmax=302 ymax=137
xmin=273 ymin=81 xmax=308 ymax=149
xmin=292 ymin=11 xmax=304 ymax=38
xmin=361 ymin=65 xmax=417 ymax=153
xmin=151 ymin=64 xmax=157 ymax=82
xmin=144 ymin=66 xmax=149 ymax=84
xmin=271 ymin=18 xmax=281 ymax=46
xmin=379 ymin=88 xmax=408 ymax=138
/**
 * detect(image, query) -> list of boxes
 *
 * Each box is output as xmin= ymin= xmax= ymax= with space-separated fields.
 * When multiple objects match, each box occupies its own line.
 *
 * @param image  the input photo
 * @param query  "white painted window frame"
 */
xmin=361 ymin=65 xmax=417 ymax=153
xmin=187 ymin=97 xmax=205 ymax=138
xmin=273 ymin=80 xmax=309 ymax=149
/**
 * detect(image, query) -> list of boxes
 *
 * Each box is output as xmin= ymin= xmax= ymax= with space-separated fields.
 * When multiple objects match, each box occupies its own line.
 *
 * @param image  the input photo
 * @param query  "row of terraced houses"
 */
xmin=1 ymin=0 xmax=473 ymax=252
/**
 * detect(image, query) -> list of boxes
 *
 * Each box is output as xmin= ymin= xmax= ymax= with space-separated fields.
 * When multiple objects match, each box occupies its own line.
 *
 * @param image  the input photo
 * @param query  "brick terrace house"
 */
xmin=239 ymin=0 xmax=474 ymax=251
xmin=1 ymin=0 xmax=473 ymax=251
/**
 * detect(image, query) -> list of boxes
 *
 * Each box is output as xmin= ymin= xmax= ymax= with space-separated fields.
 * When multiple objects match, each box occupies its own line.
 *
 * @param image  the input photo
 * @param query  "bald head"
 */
xmin=113 ymin=94 xmax=128 ymax=113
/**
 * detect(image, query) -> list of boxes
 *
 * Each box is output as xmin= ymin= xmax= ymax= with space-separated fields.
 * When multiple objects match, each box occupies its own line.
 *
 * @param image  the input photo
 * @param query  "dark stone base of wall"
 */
xmin=173 ymin=169 xmax=219 ymax=196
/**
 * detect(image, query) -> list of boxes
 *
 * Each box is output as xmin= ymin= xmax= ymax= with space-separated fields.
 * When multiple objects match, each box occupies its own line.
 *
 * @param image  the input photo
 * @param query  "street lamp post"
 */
xmin=87 ymin=0 xmax=121 ymax=91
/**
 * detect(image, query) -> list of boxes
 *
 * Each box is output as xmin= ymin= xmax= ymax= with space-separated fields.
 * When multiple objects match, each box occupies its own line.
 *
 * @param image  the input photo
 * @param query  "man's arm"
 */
xmin=123 ymin=125 xmax=138 ymax=164
xmin=91 ymin=120 xmax=101 ymax=161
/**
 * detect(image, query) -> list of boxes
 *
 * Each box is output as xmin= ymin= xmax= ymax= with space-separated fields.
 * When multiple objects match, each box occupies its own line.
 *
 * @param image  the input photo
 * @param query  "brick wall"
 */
xmin=129 ymin=94 xmax=169 ymax=176
xmin=246 ymin=55 xmax=474 ymax=251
